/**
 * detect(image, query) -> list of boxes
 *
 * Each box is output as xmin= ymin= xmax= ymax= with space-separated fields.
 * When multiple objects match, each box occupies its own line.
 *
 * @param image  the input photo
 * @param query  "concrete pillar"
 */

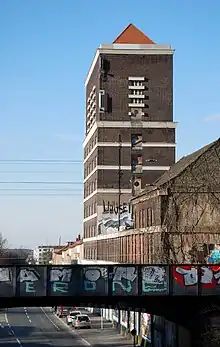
xmin=191 ymin=311 xmax=220 ymax=347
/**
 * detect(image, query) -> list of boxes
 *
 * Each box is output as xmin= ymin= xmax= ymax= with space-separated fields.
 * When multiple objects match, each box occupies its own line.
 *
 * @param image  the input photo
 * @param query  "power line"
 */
xmin=0 ymin=181 xmax=83 ymax=185
xmin=0 ymin=188 xmax=82 ymax=191
xmin=0 ymin=160 xmax=82 ymax=164
xmin=0 ymin=193 xmax=82 ymax=197
xmin=0 ymin=171 xmax=78 ymax=174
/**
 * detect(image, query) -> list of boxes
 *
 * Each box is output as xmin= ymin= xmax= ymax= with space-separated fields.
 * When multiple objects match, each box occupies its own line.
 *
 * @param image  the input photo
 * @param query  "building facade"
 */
xmin=83 ymin=24 xmax=176 ymax=259
xmin=131 ymin=138 xmax=220 ymax=263
xmin=33 ymin=245 xmax=62 ymax=265
xmin=52 ymin=239 xmax=84 ymax=265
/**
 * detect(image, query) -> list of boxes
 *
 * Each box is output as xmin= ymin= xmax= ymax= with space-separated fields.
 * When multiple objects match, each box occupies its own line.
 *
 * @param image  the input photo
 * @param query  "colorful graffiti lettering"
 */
xmin=50 ymin=268 xmax=72 ymax=293
xmin=83 ymin=267 xmax=107 ymax=291
xmin=112 ymin=266 xmax=137 ymax=293
xmin=142 ymin=266 xmax=167 ymax=293
xmin=173 ymin=265 xmax=220 ymax=288
xmin=18 ymin=268 xmax=40 ymax=293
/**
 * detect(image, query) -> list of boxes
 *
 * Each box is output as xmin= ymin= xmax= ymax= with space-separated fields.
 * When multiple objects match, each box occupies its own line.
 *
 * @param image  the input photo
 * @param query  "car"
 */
xmin=66 ymin=310 xmax=82 ymax=325
xmin=57 ymin=306 xmax=71 ymax=318
xmin=72 ymin=314 xmax=91 ymax=329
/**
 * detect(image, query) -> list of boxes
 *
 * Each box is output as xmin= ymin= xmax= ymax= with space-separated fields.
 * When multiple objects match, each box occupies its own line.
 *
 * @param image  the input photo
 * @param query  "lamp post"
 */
xmin=118 ymin=134 xmax=122 ymax=231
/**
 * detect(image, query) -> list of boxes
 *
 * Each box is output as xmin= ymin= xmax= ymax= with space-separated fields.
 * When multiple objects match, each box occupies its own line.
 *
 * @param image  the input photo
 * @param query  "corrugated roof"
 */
xmin=113 ymin=24 xmax=155 ymax=44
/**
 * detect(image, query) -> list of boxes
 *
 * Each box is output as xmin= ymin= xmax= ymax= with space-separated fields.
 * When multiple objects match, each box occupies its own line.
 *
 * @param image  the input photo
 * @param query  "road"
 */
xmin=59 ymin=309 xmax=132 ymax=347
xmin=0 ymin=307 xmax=90 ymax=346
xmin=0 ymin=307 xmax=132 ymax=347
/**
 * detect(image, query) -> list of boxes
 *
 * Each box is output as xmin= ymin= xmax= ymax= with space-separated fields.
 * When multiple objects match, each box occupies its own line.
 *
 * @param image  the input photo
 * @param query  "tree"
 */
xmin=0 ymin=232 xmax=7 ymax=254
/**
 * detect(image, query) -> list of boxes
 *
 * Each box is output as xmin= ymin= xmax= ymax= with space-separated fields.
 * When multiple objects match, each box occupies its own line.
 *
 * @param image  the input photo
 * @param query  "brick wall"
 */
xmin=99 ymin=53 xmax=173 ymax=123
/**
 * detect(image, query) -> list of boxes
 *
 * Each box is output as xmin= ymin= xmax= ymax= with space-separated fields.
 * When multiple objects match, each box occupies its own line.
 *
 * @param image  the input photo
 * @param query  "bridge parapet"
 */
xmin=0 ymin=264 xmax=219 ymax=297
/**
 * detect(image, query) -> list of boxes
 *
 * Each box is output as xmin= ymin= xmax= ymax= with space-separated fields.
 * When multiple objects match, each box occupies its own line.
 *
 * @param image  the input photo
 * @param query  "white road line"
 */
xmin=5 ymin=312 xmax=23 ymax=346
xmin=41 ymin=307 xmax=60 ymax=331
xmin=23 ymin=307 xmax=32 ymax=323
xmin=52 ymin=311 xmax=91 ymax=346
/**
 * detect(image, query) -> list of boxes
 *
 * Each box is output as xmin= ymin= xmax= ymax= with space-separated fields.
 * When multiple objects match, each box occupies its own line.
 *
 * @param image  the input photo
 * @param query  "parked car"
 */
xmin=72 ymin=314 xmax=91 ymax=329
xmin=57 ymin=306 xmax=71 ymax=318
xmin=66 ymin=310 xmax=81 ymax=325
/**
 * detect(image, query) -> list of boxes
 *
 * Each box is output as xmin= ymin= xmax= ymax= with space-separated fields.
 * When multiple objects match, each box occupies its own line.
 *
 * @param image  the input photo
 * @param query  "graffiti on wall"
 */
xmin=173 ymin=265 xmax=220 ymax=288
xmin=0 ymin=267 xmax=13 ymax=296
xmin=49 ymin=268 xmax=72 ymax=293
xmin=131 ymin=134 xmax=142 ymax=148
xmin=0 ymin=268 xmax=11 ymax=282
xmin=141 ymin=313 xmax=151 ymax=341
xmin=207 ymin=246 xmax=220 ymax=264
xmin=97 ymin=201 xmax=133 ymax=234
xmin=18 ymin=268 xmax=41 ymax=293
xmin=120 ymin=310 xmax=128 ymax=328
xmin=83 ymin=267 xmax=108 ymax=293
xmin=172 ymin=265 xmax=220 ymax=295
xmin=5 ymin=264 xmax=220 ymax=298
xmin=112 ymin=266 xmax=137 ymax=295
xmin=141 ymin=266 xmax=168 ymax=294
xmin=112 ymin=309 xmax=119 ymax=322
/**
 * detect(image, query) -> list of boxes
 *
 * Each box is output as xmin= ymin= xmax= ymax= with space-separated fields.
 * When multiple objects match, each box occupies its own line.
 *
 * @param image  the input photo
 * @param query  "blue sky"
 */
xmin=0 ymin=0 xmax=220 ymax=248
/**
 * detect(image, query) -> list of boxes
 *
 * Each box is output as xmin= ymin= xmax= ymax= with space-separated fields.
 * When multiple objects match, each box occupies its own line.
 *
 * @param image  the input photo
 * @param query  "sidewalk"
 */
xmin=62 ymin=309 xmax=133 ymax=347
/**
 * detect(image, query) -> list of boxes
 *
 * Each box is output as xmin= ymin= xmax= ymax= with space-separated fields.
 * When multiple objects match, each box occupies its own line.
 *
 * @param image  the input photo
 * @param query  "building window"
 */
xmin=133 ymin=90 xmax=143 ymax=95
xmin=147 ymin=208 xmax=153 ymax=226
xmin=133 ymin=81 xmax=143 ymax=87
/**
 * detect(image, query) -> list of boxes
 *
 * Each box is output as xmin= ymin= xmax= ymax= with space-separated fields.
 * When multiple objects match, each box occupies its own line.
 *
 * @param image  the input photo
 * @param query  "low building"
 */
xmin=52 ymin=236 xmax=83 ymax=265
xmin=85 ymin=138 xmax=220 ymax=264
xmin=131 ymin=137 xmax=220 ymax=263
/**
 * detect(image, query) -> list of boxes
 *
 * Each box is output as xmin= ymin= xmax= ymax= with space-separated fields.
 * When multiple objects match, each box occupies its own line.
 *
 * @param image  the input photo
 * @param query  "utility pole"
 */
xmin=118 ymin=134 xmax=122 ymax=232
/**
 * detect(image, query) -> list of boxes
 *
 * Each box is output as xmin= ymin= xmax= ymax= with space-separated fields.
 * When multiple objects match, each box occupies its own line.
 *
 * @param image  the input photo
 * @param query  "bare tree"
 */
xmin=0 ymin=232 xmax=7 ymax=254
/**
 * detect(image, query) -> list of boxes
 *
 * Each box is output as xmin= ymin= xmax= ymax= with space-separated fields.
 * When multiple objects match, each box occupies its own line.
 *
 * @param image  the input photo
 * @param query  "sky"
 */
xmin=0 ymin=0 xmax=220 ymax=248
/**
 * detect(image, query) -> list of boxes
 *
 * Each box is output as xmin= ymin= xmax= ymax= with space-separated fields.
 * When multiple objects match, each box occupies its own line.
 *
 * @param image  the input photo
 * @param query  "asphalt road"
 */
xmin=59 ymin=309 xmax=133 ymax=347
xmin=0 ymin=307 xmax=90 ymax=347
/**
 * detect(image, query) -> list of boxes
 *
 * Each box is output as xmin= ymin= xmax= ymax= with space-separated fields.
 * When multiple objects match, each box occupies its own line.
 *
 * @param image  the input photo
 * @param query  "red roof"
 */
xmin=113 ymin=24 xmax=155 ymax=45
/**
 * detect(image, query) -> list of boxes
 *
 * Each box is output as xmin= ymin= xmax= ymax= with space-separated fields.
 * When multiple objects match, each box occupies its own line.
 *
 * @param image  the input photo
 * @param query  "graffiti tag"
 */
xmin=112 ymin=267 xmax=137 ymax=294
xmin=84 ymin=267 xmax=107 ymax=291
xmin=102 ymin=201 xmax=131 ymax=214
xmin=0 ymin=268 xmax=11 ymax=282
xmin=142 ymin=266 xmax=167 ymax=293
xmin=50 ymin=268 xmax=72 ymax=293
xmin=18 ymin=268 xmax=40 ymax=293
xmin=173 ymin=265 xmax=220 ymax=288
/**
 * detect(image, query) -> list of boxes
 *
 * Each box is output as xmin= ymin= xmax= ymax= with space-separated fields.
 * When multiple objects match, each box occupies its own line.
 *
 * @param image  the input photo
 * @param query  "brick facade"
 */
xmin=98 ymin=54 xmax=173 ymax=123
xmin=83 ymin=230 xmax=161 ymax=263
xmin=83 ymin=29 xmax=176 ymax=261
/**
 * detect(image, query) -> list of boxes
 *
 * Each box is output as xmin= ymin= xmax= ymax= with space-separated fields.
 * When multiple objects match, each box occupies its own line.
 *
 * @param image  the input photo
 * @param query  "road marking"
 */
xmin=41 ymin=307 xmax=60 ymax=331
xmin=52 ymin=310 xmax=91 ymax=346
xmin=23 ymin=307 xmax=32 ymax=323
xmin=5 ymin=312 xmax=23 ymax=346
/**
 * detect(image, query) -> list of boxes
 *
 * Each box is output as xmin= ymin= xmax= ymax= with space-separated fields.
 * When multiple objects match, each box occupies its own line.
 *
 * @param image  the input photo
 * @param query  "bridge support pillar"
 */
xmin=191 ymin=310 xmax=220 ymax=347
